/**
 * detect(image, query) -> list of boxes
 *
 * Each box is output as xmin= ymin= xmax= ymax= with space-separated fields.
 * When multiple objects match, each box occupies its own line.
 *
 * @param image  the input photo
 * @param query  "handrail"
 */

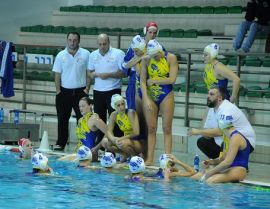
xmin=5 ymin=43 xmax=270 ymax=130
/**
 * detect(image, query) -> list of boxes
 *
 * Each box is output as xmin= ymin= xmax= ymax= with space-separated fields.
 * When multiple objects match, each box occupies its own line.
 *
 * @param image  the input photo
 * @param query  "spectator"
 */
xmin=88 ymin=34 xmax=125 ymax=146
xmin=233 ymin=0 xmax=270 ymax=53
xmin=140 ymin=40 xmax=178 ymax=165
xmin=52 ymin=32 xmax=91 ymax=151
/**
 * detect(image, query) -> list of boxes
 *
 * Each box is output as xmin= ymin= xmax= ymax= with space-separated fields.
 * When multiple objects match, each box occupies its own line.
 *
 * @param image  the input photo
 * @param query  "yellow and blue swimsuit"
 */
xmin=147 ymin=53 xmax=172 ymax=106
xmin=75 ymin=112 xmax=98 ymax=151
xmin=115 ymin=110 xmax=142 ymax=140
xmin=204 ymin=62 xmax=230 ymax=100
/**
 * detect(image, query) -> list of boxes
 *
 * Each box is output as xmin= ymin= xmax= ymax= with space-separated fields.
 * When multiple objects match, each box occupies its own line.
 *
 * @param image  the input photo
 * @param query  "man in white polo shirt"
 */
xmin=88 ymin=33 xmax=125 ymax=145
xmin=189 ymin=86 xmax=256 ymax=156
xmin=52 ymin=32 xmax=91 ymax=151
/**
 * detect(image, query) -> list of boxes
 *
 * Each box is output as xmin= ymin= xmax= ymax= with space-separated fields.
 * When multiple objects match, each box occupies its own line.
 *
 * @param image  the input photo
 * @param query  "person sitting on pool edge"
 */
xmin=101 ymin=94 xmax=146 ymax=162
xmin=31 ymin=152 xmax=53 ymax=175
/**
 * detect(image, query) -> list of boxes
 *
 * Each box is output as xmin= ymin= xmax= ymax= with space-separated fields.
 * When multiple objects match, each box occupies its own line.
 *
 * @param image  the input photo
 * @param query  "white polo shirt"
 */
xmin=52 ymin=47 xmax=90 ymax=89
xmin=204 ymin=108 xmax=223 ymax=146
xmin=215 ymin=99 xmax=256 ymax=148
xmin=88 ymin=47 xmax=125 ymax=91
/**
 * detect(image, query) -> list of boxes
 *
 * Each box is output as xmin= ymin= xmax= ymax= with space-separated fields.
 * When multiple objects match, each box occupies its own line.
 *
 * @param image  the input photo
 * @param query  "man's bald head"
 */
xmin=97 ymin=34 xmax=110 ymax=55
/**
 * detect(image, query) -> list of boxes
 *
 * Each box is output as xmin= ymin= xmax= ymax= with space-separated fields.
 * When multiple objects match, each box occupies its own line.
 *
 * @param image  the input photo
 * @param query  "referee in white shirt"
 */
xmin=52 ymin=32 xmax=91 ymax=151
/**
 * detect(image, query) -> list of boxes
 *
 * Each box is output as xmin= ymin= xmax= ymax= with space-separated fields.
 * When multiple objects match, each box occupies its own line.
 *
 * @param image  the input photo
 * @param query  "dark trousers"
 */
xmin=197 ymin=137 xmax=223 ymax=159
xmin=55 ymin=86 xmax=88 ymax=148
xmin=93 ymin=89 xmax=122 ymax=144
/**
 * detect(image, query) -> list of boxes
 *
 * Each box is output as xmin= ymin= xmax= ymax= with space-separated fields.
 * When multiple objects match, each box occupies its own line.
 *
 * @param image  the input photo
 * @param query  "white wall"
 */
xmin=0 ymin=0 xmax=68 ymax=43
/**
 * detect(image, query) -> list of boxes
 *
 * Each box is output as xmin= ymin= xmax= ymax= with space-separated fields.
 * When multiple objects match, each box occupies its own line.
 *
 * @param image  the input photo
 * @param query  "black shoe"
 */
xmin=53 ymin=145 xmax=64 ymax=151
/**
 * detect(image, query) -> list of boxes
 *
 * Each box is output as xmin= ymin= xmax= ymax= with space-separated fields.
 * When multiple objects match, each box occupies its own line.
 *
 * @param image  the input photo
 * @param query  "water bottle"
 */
xmin=14 ymin=110 xmax=19 ymax=124
xmin=0 ymin=108 xmax=4 ymax=124
xmin=194 ymin=154 xmax=200 ymax=172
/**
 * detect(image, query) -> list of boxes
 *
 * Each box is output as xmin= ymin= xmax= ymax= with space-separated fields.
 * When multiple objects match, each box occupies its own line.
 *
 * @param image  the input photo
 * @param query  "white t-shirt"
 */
xmin=52 ymin=48 xmax=90 ymax=89
xmin=204 ymin=108 xmax=223 ymax=146
xmin=215 ymin=100 xmax=256 ymax=148
xmin=88 ymin=47 xmax=125 ymax=91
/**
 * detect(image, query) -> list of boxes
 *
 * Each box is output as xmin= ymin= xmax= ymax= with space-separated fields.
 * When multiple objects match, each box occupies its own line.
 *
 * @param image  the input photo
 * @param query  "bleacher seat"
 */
xmin=264 ymin=87 xmax=270 ymax=98
xmin=245 ymin=57 xmax=262 ymax=67
xmin=188 ymin=6 xmax=201 ymax=14
xmin=228 ymin=6 xmax=242 ymax=14
xmin=40 ymin=25 xmax=54 ymax=33
xmin=51 ymin=26 xmax=64 ymax=33
xmin=194 ymin=82 xmax=208 ymax=94
xmin=162 ymin=7 xmax=175 ymax=14
xmin=214 ymin=6 xmax=228 ymax=14
xmin=63 ymin=26 xmax=76 ymax=34
xmin=179 ymin=82 xmax=195 ymax=93
xmin=174 ymin=6 xmax=188 ymax=14
xmin=198 ymin=29 xmax=212 ymax=36
xmin=262 ymin=57 xmax=270 ymax=67
xmin=246 ymin=86 xmax=263 ymax=98
xmin=126 ymin=6 xmax=139 ymax=13
xmin=102 ymin=6 xmax=115 ymax=13
xmin=114 ymin=6 xmax=126 ymax=13
xmin=171 ymin=29 xmax=184 ymax=38
xmin=150 ymin=6 xmax=163 ymax=14
xmin=137 ymin=6 xmax=150 ymax=13
xmin=201 ymin=6 xmax=214 ymax=14
xmin=69 ymin=5 xmax=82 ymax=12
xmin=159 ymin=29 xmax=171 ymax=37
xmin=85 ymin=27 xmax=98 ymax=35
xmin=184 ymin=29 xmax=197 ymax=38
xmin=76 ymin=27 xmax=87 ymax=35
xmin=30 ymin=25 xmax=43 ymax=32
xmin=227 ymin=56 xmax=245 ymax=66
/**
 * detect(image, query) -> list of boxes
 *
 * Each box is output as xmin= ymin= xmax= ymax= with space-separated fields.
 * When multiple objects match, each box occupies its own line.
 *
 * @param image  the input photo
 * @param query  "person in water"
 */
xmin=18 ymin=138 xmax=34 ymax=159
xmin=31 ymin=152 xmax=53 ymax=175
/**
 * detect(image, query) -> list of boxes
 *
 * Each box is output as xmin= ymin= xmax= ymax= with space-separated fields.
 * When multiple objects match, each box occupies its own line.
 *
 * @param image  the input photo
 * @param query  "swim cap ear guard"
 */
xmin=32 ymin=152 xmax=48 ymax=171
xmin=147 ymin=39 xmax=163 ymax=56
xmin=100 ymin=152 xmax=116 ymax=168
xmin=143 ymin=21 xmax=159 ymax=35
xmin=129 ymin=156 xmax=145 ymax=174
xmin=204 ymin=43 xmax=219 ymax=59
xmin=77 ymin=145 xmax=92 ymax=161
xmin=130 ymin=35 xmax=146 ymax=52
xmin=159 ymin=154 xmax=170 ymax=169
xmin=110 ymin=94 xmax=126 ymax=110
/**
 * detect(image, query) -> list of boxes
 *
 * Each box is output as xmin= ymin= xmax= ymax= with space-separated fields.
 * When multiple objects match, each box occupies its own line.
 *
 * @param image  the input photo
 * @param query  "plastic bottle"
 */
xmin=0 ymin=108 xmax=4 ymax=124
xmin=14 ymin=110 xmax=19 ymax=124
xmin=194 ymin=154 xmax=200 ymax=172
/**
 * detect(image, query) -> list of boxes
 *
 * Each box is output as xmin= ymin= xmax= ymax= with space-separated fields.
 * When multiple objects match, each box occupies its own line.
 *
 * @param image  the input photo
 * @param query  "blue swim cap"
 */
xmin=100 ymin=152 xmax=116 ymax=168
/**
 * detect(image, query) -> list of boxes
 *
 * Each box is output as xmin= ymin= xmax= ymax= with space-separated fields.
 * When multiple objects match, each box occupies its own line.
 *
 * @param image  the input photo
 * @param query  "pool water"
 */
xmin=0 ymin=151 xmax=270 ymax=209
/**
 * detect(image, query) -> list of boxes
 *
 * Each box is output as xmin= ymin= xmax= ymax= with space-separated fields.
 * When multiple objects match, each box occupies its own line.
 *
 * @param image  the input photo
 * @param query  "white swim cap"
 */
xmin=130 ymin=35 xmax=146 ymax=52
xmin=31 ymin=152 xmax=48 ymax=170
xmin=204 ymin=43 xmax=219 ymax=59
xmin=159 ymin=154 xmax=170 ymax=169
xmin=129 ymin=156 xmax=145 ymax=174
xmin=218 ymin=115 xmax=233 ymax=130
xmin=77 ymin=145 xmax=92 ymax=161
xmin=147 ymin=39 xmax=162 ymax=56
xmin=100 ymin=152 xmax=116 ymax=168
xmin=111 ymin=94 xmax=126 ymax=110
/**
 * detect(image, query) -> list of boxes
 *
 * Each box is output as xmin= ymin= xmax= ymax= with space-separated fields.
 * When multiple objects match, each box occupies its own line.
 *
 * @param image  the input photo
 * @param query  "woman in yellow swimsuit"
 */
xmin=140 ymin=40 xmax=179 ymax=165
xmin=101 ymin=94 xmax=145 ymax=160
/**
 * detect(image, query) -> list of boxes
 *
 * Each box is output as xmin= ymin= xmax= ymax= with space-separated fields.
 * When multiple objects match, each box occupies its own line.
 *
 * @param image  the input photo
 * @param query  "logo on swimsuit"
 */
xmin=117 ymin=120 xmax=123 ymax=126
xmin=151 ymin=64 xmax=158 ymax=71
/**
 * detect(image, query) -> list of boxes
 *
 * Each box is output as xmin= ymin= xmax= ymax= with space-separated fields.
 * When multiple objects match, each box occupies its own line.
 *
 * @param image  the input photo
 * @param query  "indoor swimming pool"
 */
xmin=0 ymin=151 xmax=269 ymax=209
